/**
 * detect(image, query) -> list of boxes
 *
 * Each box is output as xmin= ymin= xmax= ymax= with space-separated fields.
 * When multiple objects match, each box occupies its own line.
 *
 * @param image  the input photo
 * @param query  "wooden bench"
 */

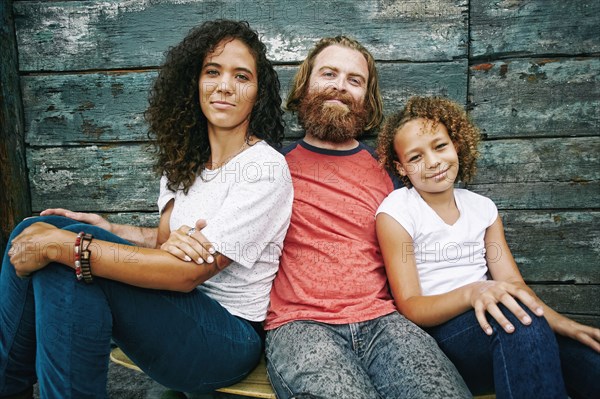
xmin=110 ymin=347 xmax=276 ymax=399
xmin=110 ymin=347 xmax=497 ymax=399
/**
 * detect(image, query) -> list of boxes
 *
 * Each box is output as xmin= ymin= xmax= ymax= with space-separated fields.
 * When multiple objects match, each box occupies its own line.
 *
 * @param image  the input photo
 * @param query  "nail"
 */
xmin=207 ymin=256 xmax=214 ymax=264
xmin=184 ymin=255 xmax=191 ymax=262
xmin=209 ymin=247 xmax=216 ymax=255
xmin=536 ymin=307 xmax=544 ymax=316
xmin=506 ymin=324 xmax=514 ymax=332
xmin=485 ymin=327 xmax=492 ymax=335
xmin=523 ymin=315 xmax=532 ymax=324
xmin=196 ymin=258 xmax=204 ymax=265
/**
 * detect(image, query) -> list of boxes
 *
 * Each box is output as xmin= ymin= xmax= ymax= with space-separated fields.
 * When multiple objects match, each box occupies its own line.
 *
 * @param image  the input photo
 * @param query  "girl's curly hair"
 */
xmin=377 ymin=96 xmax=481 ymax=188
xmin=146 ymin=20 xmax=284 ymax=193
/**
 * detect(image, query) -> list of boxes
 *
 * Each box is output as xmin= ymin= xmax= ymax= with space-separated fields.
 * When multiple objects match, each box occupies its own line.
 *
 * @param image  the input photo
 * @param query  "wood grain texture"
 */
xmin=14 ymin=0 xmax=468 ymax=72
xmin=500 ymin=211 xmax=600 ymax=284
xmin=530 ymin=284 xmax=600 ymax=317
xmin=469 ymin=58 xmax=599 ymax=139
xmin=23 ymin=62 xmax=467 ymax=144
xmin=28 ymin=137 xmax=597 ymax=210
xmin=475 ymin=137 xmax=599 ymax=184
xmin=1 ymin=0 xmax=30 ymax=255
xmin=471 ymin=0 xmax=600 ymax=58
xmin=469 ymin=182 xmax=599 ymax=210
xmin=11 ymin=0 xmax=600 ymax=322
xmin=27 ymin=144 xmax=158 ymax=212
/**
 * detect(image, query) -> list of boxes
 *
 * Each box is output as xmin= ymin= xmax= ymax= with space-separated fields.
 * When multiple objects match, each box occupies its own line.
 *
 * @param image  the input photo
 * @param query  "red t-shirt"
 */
xmin=265 ymin=140 xmax=397 ymax=330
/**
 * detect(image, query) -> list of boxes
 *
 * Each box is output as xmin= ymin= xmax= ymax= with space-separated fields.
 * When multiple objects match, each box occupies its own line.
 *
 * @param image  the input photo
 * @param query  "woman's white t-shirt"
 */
xmin=157 ymin=141 xmax=293 ymax=321
xmin=376 ymin=187 xmax=497 ymax=296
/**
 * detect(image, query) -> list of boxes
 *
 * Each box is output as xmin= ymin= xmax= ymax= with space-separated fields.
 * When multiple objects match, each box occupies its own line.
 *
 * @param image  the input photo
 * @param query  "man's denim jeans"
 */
xmin=426 ymin=305 xmax=600 ymax=399
xmin=0 ymin=216 xmax=262 ymax=398
xmin=265 ymin=312 xmax=471 ymax=399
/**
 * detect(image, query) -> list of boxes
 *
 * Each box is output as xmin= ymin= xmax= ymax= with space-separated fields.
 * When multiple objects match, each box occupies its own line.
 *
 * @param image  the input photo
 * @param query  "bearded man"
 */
xmin=263 ymin=36 xmax=470 ymax=399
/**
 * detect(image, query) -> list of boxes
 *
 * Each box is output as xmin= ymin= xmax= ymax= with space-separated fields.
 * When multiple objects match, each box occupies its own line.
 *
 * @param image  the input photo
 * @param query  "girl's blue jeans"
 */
xmin=0 ymin=216 xmax=262 ymax=398
xmin=426 ymin=305 xmax=600 ymax=399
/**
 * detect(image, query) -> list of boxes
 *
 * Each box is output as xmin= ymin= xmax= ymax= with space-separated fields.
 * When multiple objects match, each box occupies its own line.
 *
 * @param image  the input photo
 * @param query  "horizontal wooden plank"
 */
xmin=470 ymin=182 xmax=599 ymax=210
xmin=530 ymin=284 xmax=600 ymax=317
xmin=469 ymin=58 xmax=600 ymax=139
xmin=475 ymin=137 xmax=599 ymax=184
xmin=23 ymin=62 xmax=467 ymax=145
xmin=14 ymin=0 xmax=467 ymax=72
xmin=470 ymin=136 xmax=600 ymax=209
xmin=500 ymin=211 xmax=600 ymax=284
xmin=22 ymin=70 xmax=153 ymax=145
xmin=27 ymin=144 xmax=158 ymax=212
xmin=28 ymin=137 xmax=598 ymax=211
xmin=471 ymin=0 xmax=600 ymax=58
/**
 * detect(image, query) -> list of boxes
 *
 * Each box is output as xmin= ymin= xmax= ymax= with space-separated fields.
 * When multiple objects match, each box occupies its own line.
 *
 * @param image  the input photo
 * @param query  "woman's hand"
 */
xmin=40 ymin=208 xmax=112 ymax=232
xmin=160 ymin=221 xmax=216 ymax=265
xmin=467 ymin=280 xmax=544 ymax=335
xmin=8 ymin=222 xmax=65 ymax=277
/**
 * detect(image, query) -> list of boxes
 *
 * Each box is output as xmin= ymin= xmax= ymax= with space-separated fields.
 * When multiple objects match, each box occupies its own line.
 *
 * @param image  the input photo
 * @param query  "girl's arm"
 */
xmin=485 ymin=216 xmax=600 ymax=352
xmin=376 ymin=213 xmax=542 ymax=333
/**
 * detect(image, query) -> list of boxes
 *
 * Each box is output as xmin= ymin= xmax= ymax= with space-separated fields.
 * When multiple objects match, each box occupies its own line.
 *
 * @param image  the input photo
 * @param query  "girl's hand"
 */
xmin=8 ymin=222 xmax=64 ymax=277
xmin=551 ymin=313 xmax=600 ymax=353
xmin=40 ymin=208 xmax=112 ymax=232
xmin=160 ymin=220 xmax=215 ymax=265
xmin=468 ymin=280 xmax=544 ymax=335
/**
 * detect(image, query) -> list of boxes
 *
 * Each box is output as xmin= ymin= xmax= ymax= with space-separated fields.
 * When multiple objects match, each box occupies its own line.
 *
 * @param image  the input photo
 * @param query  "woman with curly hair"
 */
xmin=1 ymin=20 xmax=292 ymax=398
xmin=375 ymin=96 xmax=599 ymax=398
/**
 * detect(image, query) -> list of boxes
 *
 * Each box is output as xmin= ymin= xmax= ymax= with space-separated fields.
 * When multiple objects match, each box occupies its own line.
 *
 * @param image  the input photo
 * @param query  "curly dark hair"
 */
xmin=146 ymin=20 xmax=284 ymax=193
xmin=377 ymin=96 xmax=481 ymax=188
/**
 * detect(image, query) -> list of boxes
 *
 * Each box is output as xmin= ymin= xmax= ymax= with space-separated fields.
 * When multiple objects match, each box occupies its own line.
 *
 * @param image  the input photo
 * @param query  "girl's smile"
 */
xmin=393 ymin=117 xmax=459 ymax=197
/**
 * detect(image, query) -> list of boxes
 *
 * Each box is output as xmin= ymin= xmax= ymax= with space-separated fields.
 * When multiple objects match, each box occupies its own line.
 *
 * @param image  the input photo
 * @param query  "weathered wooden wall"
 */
xmin=6 ymin=0 xmax=599 ymax=325
xmin=0 ymin=0 xmax=30 ymax=258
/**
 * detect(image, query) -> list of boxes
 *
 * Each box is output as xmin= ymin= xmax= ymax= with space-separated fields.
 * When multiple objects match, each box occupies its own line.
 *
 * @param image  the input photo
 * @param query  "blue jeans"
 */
xmin=0 ymin=216 xmax=262 ymax=398
xmin=265 ymin=312 xmax=471 ymax=399
xmin=425 ymin=306 xmax=600 ymax=399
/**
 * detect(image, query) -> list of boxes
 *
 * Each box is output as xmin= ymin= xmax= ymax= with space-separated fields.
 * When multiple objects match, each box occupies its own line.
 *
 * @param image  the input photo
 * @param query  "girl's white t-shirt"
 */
xmin=157 ymin=141 xmax=293 ymax=321
xmin=376 ymin=187 xmax=497 ymax=296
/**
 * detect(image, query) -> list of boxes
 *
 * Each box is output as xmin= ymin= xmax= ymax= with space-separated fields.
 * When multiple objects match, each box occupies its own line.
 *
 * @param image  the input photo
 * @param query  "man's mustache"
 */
xmin=313 ymin=90 xmax=355 ymax=107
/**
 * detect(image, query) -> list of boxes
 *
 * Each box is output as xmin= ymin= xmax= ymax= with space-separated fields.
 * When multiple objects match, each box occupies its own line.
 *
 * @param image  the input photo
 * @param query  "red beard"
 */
xmin=297 ymin=89 xmax=369 ymax=143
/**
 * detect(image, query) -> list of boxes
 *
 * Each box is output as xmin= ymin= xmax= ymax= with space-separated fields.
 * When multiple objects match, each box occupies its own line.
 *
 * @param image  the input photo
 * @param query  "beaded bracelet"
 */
xmin=74 ymin=232 xmax=94 ymax=283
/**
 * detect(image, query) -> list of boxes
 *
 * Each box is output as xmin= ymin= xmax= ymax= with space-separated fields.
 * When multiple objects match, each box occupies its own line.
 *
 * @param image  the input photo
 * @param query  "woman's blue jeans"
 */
xmin=426 ymin=305 xmax=600 ymax=399
xmin=0 ymin=216 xmax=262 ymax=398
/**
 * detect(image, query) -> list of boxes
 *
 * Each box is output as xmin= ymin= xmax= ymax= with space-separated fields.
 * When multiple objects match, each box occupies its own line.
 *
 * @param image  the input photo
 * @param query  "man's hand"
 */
xmin=40 ymin=208 xmax=112 ymax=232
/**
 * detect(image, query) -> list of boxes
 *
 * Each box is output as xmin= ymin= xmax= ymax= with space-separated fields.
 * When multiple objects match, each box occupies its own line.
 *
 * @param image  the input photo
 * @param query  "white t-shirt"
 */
xmin=157 ymin=141 xmax=293 ymax=321
xmin=376 ymin=187 xmax=497 ymax=296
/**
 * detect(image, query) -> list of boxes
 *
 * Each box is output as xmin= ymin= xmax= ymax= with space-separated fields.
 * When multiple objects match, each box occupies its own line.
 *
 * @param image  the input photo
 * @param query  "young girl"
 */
xmin=375 ymin=96 xmax=600 ymax=399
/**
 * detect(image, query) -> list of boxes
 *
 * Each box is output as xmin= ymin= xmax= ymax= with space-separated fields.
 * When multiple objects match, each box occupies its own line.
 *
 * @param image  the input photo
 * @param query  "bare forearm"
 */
xmin=48 ymin=229 xmax=218 ymax=291
xmin=399 ymin=288 xmax=473 ymax=327
xmin=110 ymin=223 xmax=158 ymax=248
